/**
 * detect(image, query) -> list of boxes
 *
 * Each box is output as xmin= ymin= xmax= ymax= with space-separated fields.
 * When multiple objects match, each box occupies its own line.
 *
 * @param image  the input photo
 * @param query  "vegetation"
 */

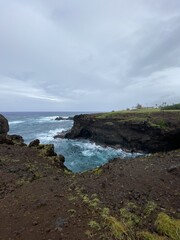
xmin=161 ymin=103 xmax=180 ymax=110
xmin=137 ymin=231 xmax=167 ymax=240
xmin=72 ymin=186 xmax=180 ymax=240
xmin=155 ymin=213 xmax=180 ymax=240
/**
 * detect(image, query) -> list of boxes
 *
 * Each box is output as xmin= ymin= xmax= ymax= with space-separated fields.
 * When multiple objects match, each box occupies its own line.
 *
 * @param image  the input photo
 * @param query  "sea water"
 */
xmin=2 ymin=112 xmax=141 ymax=172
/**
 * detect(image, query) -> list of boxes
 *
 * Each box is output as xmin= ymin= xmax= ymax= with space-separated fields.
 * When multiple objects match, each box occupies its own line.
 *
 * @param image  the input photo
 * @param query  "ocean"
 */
xmin=2 ymin=112 xmax=141 ymax=172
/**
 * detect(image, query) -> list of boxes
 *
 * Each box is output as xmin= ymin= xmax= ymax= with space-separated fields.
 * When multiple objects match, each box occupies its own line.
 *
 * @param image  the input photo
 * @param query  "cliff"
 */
xmin=65 ymin=109 xmax=180 ymax=152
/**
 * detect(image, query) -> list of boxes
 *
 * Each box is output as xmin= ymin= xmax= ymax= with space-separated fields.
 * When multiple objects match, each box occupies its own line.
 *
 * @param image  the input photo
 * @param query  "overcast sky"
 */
xmin=0 ymin=0 xmax=180 ymax=111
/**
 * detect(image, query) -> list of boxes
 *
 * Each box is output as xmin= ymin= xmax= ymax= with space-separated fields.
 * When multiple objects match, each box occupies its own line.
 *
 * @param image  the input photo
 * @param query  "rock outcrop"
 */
xmin=29 ymin=139 xmax=40 ymax=147
xmin=65 ymin=111 xmax=180 ymax=153
xmin=6 ymin=134 xmax=25 ymax=146
xmin=55 ymin=116 xmax=74 ymax=121
xmin=0 ymin=114 xmax=9 ymax=143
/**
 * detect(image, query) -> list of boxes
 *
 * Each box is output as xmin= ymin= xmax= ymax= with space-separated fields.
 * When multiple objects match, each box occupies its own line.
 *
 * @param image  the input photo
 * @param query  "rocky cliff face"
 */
xmin=65 ymin=111 xmax=180 ymax=153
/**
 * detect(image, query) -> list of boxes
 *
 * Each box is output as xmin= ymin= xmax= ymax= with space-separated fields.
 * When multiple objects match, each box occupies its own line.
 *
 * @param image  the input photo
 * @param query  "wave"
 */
xmin=37 ymin=128 xmax=65 ymax=143
xmin=36 ymin=116 xmax=73 ymax=123
xmin=36 ymin=116 xmax=59 ymax=123
xmin=9 ymin=120 xmax=25 ymax=125
xmin=73 ymin=141 xmax=142 ymax=158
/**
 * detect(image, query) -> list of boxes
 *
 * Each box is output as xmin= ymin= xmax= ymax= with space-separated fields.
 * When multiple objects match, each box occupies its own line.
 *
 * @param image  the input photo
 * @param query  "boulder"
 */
xmin=6 ymin=134 xmax=25 ymax=146
xmin=29 ymin=139 xmax=40 ymax=147
xmin=38 ymin=144 xmax=57 ymax=157
xmin=0 ymin=114 xmax=9 ymax=134
xmin=0 ymin=114 xmax=9 ymax=144
xmin=54 ymin=130 xmax=71 ymax=139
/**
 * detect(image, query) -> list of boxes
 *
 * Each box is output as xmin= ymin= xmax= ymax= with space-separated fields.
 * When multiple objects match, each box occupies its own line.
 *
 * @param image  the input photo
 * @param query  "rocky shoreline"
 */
xmin=65 ymin=110 xmax=180 ymax=153
xmin=0 ymin=113 xmax=180 ymax=240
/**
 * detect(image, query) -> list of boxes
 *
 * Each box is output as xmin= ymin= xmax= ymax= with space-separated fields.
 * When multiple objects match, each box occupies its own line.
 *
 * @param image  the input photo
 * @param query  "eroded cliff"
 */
xmin=65 ymin=110 xmax=180 ymax=152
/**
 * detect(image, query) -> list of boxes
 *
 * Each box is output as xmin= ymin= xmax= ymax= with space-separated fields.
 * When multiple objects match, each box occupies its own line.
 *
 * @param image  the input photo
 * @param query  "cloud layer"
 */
xmin=0 ymin=0 xmax=180 ymax=111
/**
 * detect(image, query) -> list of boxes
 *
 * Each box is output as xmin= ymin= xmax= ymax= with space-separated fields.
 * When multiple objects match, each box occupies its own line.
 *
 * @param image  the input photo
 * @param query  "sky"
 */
xmin=0 ymin=0 xmax=180 ymax=112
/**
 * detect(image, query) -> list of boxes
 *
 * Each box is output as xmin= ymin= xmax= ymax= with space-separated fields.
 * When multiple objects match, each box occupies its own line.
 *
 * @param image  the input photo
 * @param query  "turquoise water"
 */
xmin=2 ymin=112 xmax=142 ymax=172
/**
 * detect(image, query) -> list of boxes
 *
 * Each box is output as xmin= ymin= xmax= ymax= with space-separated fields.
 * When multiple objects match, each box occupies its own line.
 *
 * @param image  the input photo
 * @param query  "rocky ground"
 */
xmin=0 ymin=143 xmax=180 ymax=240
xmin=0 ymin=113 xmax=180 ymax=240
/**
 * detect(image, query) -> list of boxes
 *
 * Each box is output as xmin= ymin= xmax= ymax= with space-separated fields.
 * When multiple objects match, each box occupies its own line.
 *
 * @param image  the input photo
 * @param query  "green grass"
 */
xmin=95 ymin=108 xmax=160 ymax=119
xmin=155 ymin=213 xmax=180 ymax=240
xmin=88 ymin=220 xmax=101 ymax=230
xmin=161 ymin=103 xmax=180 ymax=110
xmin=137 ymin=231 xmax=167 ymax=240
xmin=105 ymin=216 xmax=127 ymax=239
xmin=95 ymin=107 xmax=180 ymax=119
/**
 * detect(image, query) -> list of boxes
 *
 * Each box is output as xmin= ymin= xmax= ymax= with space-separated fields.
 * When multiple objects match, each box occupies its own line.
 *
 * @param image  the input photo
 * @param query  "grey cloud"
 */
xmin=0 ymin=0 xmax=180 ymax=111
xmin=128 ymin=16 xmax=180 ymax=78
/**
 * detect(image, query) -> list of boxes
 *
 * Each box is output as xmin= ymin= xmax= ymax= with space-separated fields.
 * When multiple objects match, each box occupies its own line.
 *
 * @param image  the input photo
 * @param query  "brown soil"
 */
xmin=0 ymin=144 xmax=180 ymax=240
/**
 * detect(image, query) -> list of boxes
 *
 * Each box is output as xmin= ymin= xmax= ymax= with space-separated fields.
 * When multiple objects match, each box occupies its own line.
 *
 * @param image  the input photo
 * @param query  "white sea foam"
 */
xmin=37 ymin=116 xmax=59 ymax=123
xmin=37 ymin=116 xmax=73 ymax=123
xmin=9 ymin=120 xmax=25 ymax=125
xmin=75 ymin=140 xmax=142 ymax=158
xmin=37 ymin=128 xmax=65 ymax=142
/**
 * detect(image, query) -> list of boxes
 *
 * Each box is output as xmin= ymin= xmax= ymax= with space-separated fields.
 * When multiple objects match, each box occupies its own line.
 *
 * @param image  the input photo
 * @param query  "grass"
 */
xmin=72 ymin=186 xmax=180 ymax=240
xmin=95 ymin=108 xmax=160 ymax=119
xmin=155 ymin=212 xmax=180 ymax=240
xmin=144 ymin=201 xmax=157 ymax=217
xmin=105 ymin=216 xmax=127 ymax=239
xmin=37 ymin=144 xmax=56 ymax=157
xmin=92 ymin=167 xmax=103 ymax=175
xmin=95 ymin=107 xmax=180 ymax=120
xmin=161 ymin=103 xmax=180 ymax=110
xmin=137 ymin=231 xmax=167 ymax=240
xmin=88 ymin=220 xmax=101 ymax=230
xmin=120 ymin=207 xmax=140 ymax=226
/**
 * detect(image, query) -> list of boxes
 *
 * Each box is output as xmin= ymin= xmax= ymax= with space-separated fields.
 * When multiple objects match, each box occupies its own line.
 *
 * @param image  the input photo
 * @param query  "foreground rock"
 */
xmin=65 ymin=110 xmax=180 ymax=152
xmin=0 ymin=114 xmax=9 ymax=143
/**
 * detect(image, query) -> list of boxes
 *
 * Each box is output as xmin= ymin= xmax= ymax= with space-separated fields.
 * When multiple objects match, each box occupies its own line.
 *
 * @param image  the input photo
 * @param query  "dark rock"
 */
xmin=32 ymin=221 xmax=38 ymax=226
xmin=29 ymin=139 xmax=40 ymax=147
xmin=7 ymin=134 xmax=26 ymax=146
xmin=55 ymin=217 xmax=68 ymax=229
xmin=167 ymin=165 xmax=180 ymax=176
xmin=6 ymin=135 xmax=25 ymax=146
xmin=0 ymin=114 xmax=9 ymax=144
xmin=54 ymin=130 xmax=71 ymax=139
xmin=0 ymin=114 xmax=9 ymax=134
xmin=65 ymin=112 xmax=180 ymax=153
xmin=55 ymin=116 xmax=74 ymax=121
xmin=52 ymin=155 xmax=65 ymax=168
xmin=38 ymin=144 xmax=57 ymax=157
xmin=55 ymin=117 xmax=64 ymax=121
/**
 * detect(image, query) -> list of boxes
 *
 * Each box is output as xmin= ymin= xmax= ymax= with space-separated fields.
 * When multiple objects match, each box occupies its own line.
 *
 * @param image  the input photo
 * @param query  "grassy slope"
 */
xmin=92 ymin=108 xmax=180 ymax=130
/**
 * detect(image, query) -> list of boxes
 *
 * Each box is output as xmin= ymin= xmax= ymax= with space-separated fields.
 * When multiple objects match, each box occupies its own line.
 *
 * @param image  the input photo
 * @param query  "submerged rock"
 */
xmin=55 ymin=116 xmax=74 ymax=121
xmin=54 ymin=130 xmax=71 ymax=139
